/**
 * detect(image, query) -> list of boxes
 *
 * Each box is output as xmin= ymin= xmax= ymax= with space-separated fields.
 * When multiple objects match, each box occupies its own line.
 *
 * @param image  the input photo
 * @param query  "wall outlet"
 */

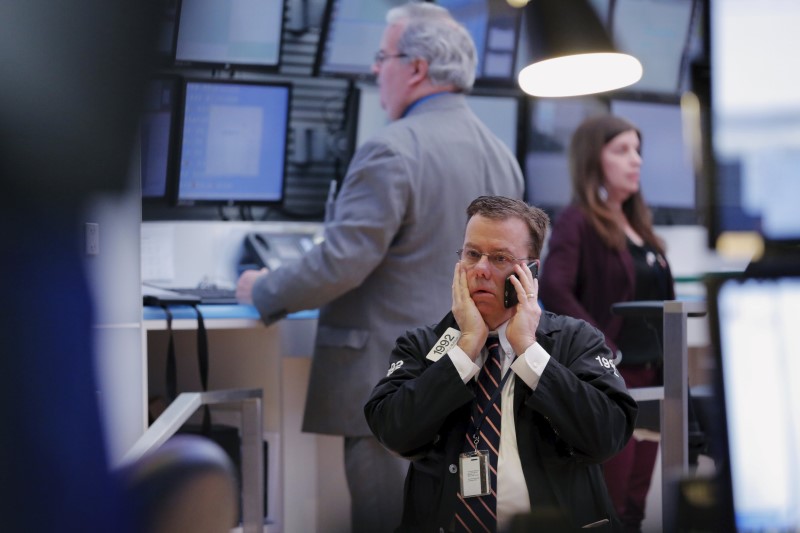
xmin=85 ymin=222 xmax=99 ymax=256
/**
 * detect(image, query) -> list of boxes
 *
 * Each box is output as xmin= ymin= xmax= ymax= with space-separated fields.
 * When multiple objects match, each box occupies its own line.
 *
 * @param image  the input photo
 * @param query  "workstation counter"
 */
xmin=142 ymin=304 xmax=331 ymax=532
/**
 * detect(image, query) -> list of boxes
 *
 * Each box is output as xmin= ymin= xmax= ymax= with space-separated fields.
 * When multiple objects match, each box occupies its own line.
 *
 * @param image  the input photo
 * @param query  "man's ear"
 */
xmin=409 ymin=58 xmax=429 ymax=84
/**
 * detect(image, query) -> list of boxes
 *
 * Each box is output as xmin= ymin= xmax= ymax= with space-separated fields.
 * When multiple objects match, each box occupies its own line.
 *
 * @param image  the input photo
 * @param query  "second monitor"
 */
xmin=353 ymin=84 xmax=520 ymax=160
xmin=175 ymin=79 xmax=292 ymax=206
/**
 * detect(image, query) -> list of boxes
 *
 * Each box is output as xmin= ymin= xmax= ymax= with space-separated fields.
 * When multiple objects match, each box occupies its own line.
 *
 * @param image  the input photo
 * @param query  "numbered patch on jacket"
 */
xmin=386 ymin=360 xmax=404 ymax=377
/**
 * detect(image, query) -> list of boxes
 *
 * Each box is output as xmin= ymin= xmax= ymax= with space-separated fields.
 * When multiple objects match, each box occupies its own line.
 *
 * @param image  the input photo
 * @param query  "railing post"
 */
xmin=661 ymin=300 xmax=706 ymax=533
xmin=240 ymin=396 xmax=264 ymax=533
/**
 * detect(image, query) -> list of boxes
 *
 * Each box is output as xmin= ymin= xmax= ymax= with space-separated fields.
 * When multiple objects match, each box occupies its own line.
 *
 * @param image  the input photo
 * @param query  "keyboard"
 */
xmin=168 ymin=286 xmax=238 ymax=304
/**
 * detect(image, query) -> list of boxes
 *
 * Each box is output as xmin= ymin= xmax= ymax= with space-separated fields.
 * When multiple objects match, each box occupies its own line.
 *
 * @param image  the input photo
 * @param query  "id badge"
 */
xmin=459 ymin=450 xmax=491 ymax=498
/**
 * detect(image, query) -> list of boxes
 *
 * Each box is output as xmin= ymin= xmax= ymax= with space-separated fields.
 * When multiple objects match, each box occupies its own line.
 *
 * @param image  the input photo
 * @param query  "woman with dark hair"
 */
xmin=539 ymin=114 xmax=674 ymax=532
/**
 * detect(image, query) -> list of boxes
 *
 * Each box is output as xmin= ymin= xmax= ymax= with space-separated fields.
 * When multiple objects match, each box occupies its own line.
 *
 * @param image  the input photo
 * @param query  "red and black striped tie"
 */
xmin=455 ymin=336 xmax=503 ymax=533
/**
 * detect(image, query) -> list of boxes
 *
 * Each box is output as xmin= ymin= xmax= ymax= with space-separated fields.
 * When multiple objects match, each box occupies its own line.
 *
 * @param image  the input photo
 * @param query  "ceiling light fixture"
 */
xmin=517 ymin=0 xmax=643 ymax=97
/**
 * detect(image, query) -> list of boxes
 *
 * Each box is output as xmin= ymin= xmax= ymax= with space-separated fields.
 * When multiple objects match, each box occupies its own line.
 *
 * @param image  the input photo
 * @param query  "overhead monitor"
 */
xmin=707 ymin=0 xmax=800 ymax=248
xmin=434 ymin=0 xmax=522 ymax=86
xmin=315 ymin=0 xmax=522 ymax=86
xmin=314 ymin=0 xmax=406 ymax=79
xmin=709 ymin=273 xmax=800 ymax=532
xmin=610 ymin=98 xmax=697 ymax=222
xmin=140 ymin=76 xmax=179 ymax=201
xmin=611 ymin=0 xmax=697 ymax=95
xmin=175 ymin=79 xmax=291 ymax=206
xmin=353 ymin=84 xmax=519 ymax=159
xmin=174 ymin=0 xmax=285 ymax=70
xmin=523 ymin=97 xmax=608 ymax=216
xmin=524 ymin=97 xmax=697 ymax=224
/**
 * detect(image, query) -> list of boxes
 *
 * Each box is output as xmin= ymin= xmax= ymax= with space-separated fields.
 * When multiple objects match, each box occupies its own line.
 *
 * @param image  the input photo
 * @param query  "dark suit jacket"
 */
xmin=539 ymin=205 xmax=675 ymax=354
xmin=365 ymin=312 xmax=637 ymax=532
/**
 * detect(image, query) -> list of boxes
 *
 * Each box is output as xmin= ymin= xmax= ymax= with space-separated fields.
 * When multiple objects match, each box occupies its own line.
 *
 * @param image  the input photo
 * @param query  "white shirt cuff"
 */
xmin=511 ymin=342 xmax=550 ymax=390
xmin=448 ymin=345 xmax=480 ymax=383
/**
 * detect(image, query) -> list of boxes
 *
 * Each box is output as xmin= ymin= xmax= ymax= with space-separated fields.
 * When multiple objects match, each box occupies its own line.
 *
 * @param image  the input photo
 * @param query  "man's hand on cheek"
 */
xmin=451 ymin=262 xmax=487 ymax=360
xmin=506 ymin=274 xmax=541 ymax=355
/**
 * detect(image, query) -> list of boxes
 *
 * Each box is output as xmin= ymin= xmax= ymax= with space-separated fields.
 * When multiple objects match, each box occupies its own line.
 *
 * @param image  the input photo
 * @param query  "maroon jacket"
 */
xmin=539 ymin=204 xmax=675 ymax=354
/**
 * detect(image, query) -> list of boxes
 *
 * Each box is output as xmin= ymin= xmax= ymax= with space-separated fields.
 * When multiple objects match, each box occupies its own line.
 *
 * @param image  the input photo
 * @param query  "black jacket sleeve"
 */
xmin=523 ymin=315 xmax=638 ymax=464
xmin=364 ymin=321 xmax=475 ymax=458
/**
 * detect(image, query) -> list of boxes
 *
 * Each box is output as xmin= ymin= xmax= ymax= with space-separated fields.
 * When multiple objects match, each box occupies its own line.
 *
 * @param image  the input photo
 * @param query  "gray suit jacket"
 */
xmin=251 ymin=92 xmax=524 ymax=435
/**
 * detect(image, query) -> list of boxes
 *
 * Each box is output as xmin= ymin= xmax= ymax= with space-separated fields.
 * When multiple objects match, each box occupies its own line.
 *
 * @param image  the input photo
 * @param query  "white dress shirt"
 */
xmin=448 ymin=321 xmax=551 ymax=531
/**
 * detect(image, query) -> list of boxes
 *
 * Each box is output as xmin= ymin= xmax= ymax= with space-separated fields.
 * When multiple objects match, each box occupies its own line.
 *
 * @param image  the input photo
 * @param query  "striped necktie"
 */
xmin=455 ymin=336 xmax=504 ymax=533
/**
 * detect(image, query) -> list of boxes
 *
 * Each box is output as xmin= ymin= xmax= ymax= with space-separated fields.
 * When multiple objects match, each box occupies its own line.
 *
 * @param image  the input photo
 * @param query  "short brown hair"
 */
xmin=466 ymin=196 xmax=550 ymax=258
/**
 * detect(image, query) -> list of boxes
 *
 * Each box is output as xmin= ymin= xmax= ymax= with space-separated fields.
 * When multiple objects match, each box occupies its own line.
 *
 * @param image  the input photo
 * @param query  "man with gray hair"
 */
xmin=236 ymin=3 xmax=524 ymax=530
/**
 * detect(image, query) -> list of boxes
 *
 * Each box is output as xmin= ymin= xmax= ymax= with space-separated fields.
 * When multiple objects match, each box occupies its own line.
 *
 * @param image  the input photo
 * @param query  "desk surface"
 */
xmin=143 ymin=304 xmax=318 ymax=322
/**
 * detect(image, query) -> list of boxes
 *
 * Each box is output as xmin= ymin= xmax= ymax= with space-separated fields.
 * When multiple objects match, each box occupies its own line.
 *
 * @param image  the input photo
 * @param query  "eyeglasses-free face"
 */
xmin=457 ymin=248 xmax=531 ymax=269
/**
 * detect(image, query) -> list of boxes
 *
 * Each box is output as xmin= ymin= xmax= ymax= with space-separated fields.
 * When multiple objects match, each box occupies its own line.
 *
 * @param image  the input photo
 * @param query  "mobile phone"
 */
xmin=504 ymin=261 xmax=539 ymax=308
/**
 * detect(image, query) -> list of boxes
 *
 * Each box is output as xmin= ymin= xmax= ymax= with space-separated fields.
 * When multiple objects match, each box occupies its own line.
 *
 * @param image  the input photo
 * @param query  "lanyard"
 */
xmin=471 ymin=367 xmax=514 ymax=449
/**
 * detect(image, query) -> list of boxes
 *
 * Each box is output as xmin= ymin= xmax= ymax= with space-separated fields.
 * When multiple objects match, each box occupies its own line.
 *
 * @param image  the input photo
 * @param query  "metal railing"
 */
xmin=121 ymin=388 xmax=264 ymax=533
xmin=611 ymin=299 xmax=707 ymax=532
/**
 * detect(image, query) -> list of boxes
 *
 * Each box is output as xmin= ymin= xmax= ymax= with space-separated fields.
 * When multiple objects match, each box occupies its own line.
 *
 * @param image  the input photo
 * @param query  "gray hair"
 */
xmin=386 ymin=2 xmax=477 ymax=91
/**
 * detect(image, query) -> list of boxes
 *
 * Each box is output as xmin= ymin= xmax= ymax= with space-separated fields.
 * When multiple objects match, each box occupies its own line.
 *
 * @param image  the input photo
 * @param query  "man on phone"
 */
xmin=236 ymin=4 xmax=523 ymax=531
xmin=365 ymin=196 xmax=636 ymax=532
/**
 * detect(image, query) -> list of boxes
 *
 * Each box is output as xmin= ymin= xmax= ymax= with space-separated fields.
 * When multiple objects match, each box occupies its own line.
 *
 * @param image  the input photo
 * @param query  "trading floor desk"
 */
xmin=143 ymin=304 xmax=331 ymax=533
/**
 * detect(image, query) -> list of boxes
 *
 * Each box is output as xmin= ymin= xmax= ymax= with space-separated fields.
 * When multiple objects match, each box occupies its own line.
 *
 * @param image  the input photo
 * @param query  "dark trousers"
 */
xmin=344 ymin=435 xmax=409 ymax=533
xmin=603 ymin=434 xmax=659 ymax=531
xmin=603 ymin=364 xmax=660 ymax=532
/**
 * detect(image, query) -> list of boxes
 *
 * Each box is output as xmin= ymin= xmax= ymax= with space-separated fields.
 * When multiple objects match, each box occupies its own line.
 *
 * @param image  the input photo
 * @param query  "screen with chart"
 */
xmin=174 ymin=0 xmax=285 ymax=70
xmin=175 ymin=79 xmax=291 ymax=205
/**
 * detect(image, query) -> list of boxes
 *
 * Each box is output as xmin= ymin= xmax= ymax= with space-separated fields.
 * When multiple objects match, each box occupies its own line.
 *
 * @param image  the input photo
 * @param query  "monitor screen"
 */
xmin=711 ymin=274 xmax=800 ymax=532
xmin=524 ymin=97 xmax=698 ymax=223
xmin=353 ymin=84 xmax=519 ymax=158
xmin=610 ymin=99 xmax=696 ymax=212
xmin=175 ymin=79 xmax=291 ymax=205
xmin=315 ymin=0 xmax=522 ymax=86
xmin=523 ymin=97 xmax=608 ymax=215
xmin=140 ymin=77 xmax=179 ymax=200
xmin=708 ymin=0 xmax=800 ymax=246
xmin=315 ymin=0 xmax=406 ymax=79
xmin=434 ymin=0 xmax=522 ymax=86
xmin=174 ymin=0 xmax=285 ymax=70
xmin=610 ymin=0 xmax=697 ymax=95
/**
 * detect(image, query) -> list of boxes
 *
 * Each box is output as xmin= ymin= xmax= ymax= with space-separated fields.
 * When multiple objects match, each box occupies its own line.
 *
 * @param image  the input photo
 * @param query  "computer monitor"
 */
xmin=352 ymin=84 xmax=519 ymax=159
xmin=174 ymin=79 xmax=291 ymax=206
xmin=610 ymin=0 xmax=697 ymax=95
xmin=706 ymin=0 xmax=800 ymax=248
xmin=610 ymin=98 xmax=697 ymax=222
xmin=524 ymin=97 xmax=698 ymax=224
xmin=708 ymin=273 xmax=800 ymax=532
xmin=140 ymin=76 xmax=179 ymax=201
xmin=315 ymin=0 xmax=523 ymax=86
xmin=174 ymin=0 xmax=285 ymax=70
xmin=314 ymin=0 xmax=406 ymax=80
xmin=434 ymin=0 xmax=522 ymax=86
xmin=523 ymin=96 xmax=608 ymax=216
